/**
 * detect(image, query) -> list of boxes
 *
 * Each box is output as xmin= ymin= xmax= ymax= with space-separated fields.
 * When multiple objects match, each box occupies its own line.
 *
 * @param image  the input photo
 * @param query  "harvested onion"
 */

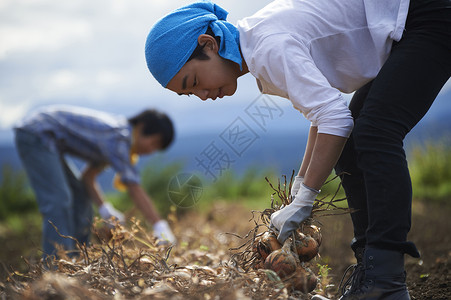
xmin=254 ymin=231 xmax=281 ymax=260
xmin=294 ymin=232 xmax=319 ymax=262
xmin=285 ymin=266 xmax=318 ymax=293
xmin=264 ymin=238 xmax=297 ymax=278
xmin=301 ymin=224 xmax=322 ymax=246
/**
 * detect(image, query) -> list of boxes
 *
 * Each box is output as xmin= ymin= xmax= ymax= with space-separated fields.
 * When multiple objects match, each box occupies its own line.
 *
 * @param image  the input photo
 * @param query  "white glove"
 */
xmin=270 ymin=183 xmax=319 ymax=243
xmin=98 ymin=202 xmax=125 ymax=223
xmin=153 ymin=220 xmax=176 ymax=244
xmin=290 ymin=175 xmax=304 ymax=199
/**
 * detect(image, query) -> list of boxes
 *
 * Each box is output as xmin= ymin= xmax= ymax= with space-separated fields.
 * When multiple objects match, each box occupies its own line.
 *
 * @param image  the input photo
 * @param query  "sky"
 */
xmin=0 ymin=0 xmax=284 ymax=145
xmin=0 ymin=0 xmax=450 ymax=145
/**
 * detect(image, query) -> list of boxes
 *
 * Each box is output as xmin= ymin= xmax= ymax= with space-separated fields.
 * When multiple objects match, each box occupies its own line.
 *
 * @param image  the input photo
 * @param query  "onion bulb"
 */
xmin=253 ymin=231 xmax=281 ymax=260
xmin=285 ymin=266 xmax=318 ymax=293
xmin=264 ymin=238 xmax=297 ymax=278
xmin=294 ymin=232 xmax=319 ymax=262
xmin=301 ymin=224 xmax=322 ymax=246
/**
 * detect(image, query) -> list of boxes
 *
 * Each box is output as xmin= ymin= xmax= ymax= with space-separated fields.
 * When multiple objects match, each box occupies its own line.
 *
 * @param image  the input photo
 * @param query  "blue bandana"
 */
xmin=145 ymin=1 xmax=242 ymax=87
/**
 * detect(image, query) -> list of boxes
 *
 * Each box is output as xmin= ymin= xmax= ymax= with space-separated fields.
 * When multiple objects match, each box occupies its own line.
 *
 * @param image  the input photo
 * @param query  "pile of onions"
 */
xmin=252 ymin=224 xmax=322 ymax=294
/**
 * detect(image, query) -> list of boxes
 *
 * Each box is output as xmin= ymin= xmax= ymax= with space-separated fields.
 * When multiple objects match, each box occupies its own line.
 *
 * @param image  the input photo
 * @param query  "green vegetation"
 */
xmin=0 ymin=165 xmax=42 ymax=277
xmin=201 ymin=167 xmax=279 ymax=210
xmin=114 ymin=155 xmax=279 ymax=217
xmin=114 ymin=155 xmax=186 ymax=217
xmin=0 ymin=165 xmax=37 ymax=221
xmin=408 ymin=139 xmax=451 ymax=205
xmin=2 ymin=139 xmax=451 ymax=237
xmin=1 ymin=141 xmax=450 ymax=280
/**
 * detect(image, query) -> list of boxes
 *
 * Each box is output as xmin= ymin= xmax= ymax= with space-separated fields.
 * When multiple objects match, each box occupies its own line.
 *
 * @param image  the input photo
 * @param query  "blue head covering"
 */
xmin=145 ymin=1 xmax=242 ymax=87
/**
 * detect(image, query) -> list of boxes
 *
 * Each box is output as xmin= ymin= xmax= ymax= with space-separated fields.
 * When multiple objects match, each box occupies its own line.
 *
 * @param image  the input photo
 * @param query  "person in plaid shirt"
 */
xmin=14 ymin=105 xmax=176 ymax=258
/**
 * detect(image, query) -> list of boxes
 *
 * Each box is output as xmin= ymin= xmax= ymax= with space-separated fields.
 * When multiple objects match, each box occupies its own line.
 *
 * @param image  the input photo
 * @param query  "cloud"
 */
xmin=0 ymin=2 xmax=92 ymax=59
xmin=0 ymin=21 xmax=91 ymax=59
xmin=39 ymin=69 xmax=124 ymax=101
xmin=0 ymin=98 xmax=32 ymax=128
xmin=0 ymin=0 xmax=448 ymax=146
xmin=0 ymin=0 xmax=275 ymax=134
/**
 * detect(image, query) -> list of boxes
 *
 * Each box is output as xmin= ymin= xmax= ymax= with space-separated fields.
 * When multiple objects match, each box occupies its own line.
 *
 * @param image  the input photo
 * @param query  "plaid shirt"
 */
xmin=15 ymin=105 xmax=140 ymax=184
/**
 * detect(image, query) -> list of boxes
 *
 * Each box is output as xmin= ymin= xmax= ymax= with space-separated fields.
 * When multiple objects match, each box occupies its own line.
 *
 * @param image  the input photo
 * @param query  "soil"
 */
xmin=0 ymin=199 xmax=449 ymax=299
xmin=315 ymin=200 xmax=451 ymax=300
xmin=205 ymin=199 xmax=451 ymax=299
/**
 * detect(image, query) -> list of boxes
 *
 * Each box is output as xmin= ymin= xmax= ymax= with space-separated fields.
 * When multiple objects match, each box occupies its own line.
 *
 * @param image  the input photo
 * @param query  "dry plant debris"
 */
xmin=2 ymin=173 xmax=350 ymax=300
xmin=228 ymin=172 xmax=351 ymax=299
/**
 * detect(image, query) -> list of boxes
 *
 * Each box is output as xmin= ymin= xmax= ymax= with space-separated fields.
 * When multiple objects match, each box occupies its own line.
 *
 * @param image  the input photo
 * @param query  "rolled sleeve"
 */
xmin=311 ymin=99 xmax=354 ymax=137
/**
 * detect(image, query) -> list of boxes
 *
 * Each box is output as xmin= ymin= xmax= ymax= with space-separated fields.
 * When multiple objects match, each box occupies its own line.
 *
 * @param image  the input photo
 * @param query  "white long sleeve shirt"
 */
xmin=237 ymin=0 xmax=410 ymax=138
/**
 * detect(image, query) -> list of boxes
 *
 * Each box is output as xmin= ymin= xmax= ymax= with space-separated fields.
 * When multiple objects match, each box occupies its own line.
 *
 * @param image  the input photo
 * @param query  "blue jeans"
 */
xmin=335 ymin=0 xmax=451 ymax=257
xmin=14 ymin=129 xmax=93 ymax=258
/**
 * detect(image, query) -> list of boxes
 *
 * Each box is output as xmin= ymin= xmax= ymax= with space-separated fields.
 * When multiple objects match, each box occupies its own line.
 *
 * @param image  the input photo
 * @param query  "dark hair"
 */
xmin=128 ymin=109 xmax=174 ymax=150
xmin=187 ymin=27 xmax=221 ymax=62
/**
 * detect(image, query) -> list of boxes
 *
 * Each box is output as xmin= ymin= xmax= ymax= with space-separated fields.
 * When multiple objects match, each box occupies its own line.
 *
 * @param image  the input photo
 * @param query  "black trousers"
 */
xmin=335 ymin=0 xmax=451 ymax=258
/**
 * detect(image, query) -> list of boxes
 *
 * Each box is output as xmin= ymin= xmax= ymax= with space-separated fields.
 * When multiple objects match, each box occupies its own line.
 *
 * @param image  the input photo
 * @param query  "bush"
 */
xmin=114 ymin=155 xmax=186 ymax=218
xmin=114 ymin=157 xmax=281 ymax=217
xmin=201 ymin=167 xmax=278 ymax=210
xmin=205 ymin=167 xmax=275 ymax=199
xmin=409 ymin=140 xmax=451 ymax=204
xmin=0 ymin=165 xmax=37 ymax=220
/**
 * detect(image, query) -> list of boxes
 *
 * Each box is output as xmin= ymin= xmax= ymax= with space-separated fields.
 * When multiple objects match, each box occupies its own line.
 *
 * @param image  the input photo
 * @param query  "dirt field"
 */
xmin=314 ymin=200 xmax=451 ymax=300
xmin=203 ymin=200 xmax=451 ymax=299
xmin=0 ymin=199 xmax=449 ymax=299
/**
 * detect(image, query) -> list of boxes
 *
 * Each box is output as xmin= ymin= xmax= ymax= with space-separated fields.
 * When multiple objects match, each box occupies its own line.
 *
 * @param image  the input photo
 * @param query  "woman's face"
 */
xmin=166 ymin=34 xmax=245 ymax=101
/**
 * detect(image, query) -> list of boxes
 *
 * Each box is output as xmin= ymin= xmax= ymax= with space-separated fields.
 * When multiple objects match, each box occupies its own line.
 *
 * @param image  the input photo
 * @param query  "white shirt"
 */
xmin=237 ymin=0 xmax=410 ymax=137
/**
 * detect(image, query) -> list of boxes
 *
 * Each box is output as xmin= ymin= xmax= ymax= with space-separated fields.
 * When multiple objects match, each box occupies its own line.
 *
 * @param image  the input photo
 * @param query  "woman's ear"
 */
xmin=197 ymin=34 xmax=219 ymax=52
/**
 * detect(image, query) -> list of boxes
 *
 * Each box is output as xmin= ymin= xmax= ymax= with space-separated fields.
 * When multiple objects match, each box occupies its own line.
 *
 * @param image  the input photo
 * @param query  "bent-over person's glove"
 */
xmin=270 ymin=183 xmax=318 ymax=243
xmin=153 ymin=220 xmax=176 ymax=244
xmin=99 ymin=202 xmax=125 ymax=223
